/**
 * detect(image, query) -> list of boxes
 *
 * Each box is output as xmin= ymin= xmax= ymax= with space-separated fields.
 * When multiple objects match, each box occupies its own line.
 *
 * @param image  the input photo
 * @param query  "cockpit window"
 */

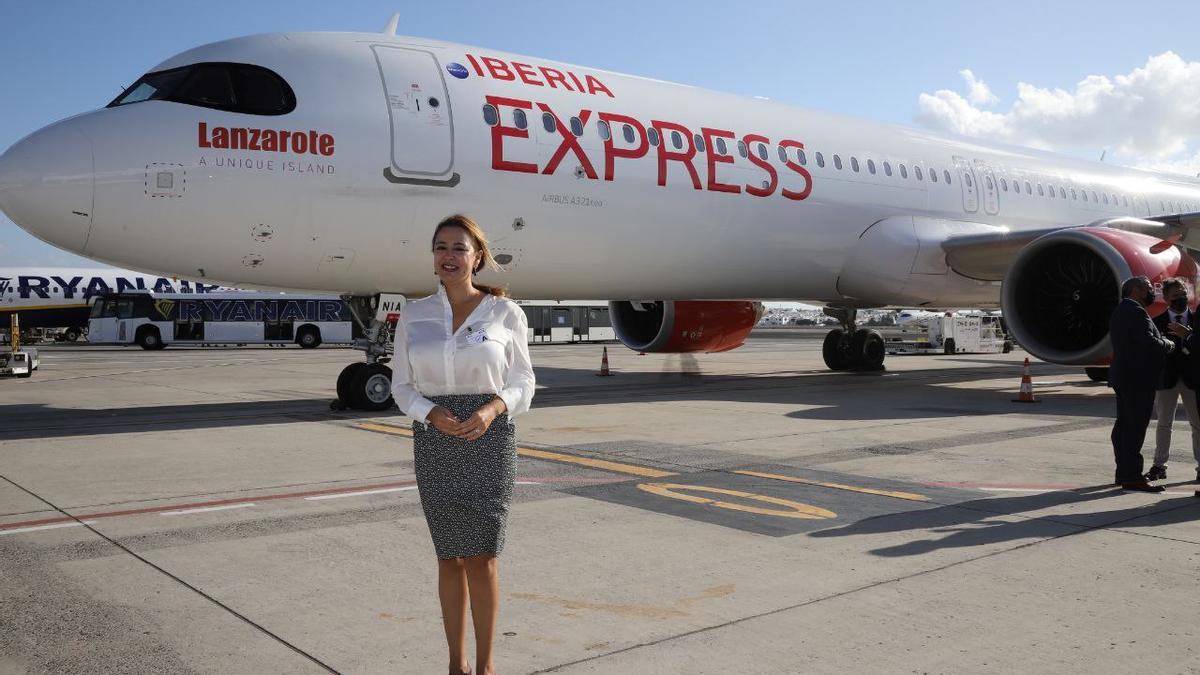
xmin=108 ymin=62 xmax=296 ymax=115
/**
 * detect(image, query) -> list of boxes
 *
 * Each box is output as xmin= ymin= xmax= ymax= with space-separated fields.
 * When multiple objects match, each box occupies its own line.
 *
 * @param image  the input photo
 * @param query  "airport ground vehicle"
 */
xmin=0 ymin=348 xmax=39 ymax=378
xmin=87 ymin=291 xmax=356 ymax=349
xmin=517 ymin=301 xmax=614 ymax=343
xmin=1 ymin=316 xmax=38 ymax=378
xmin=886 ymin=315 xmax=1013 ymax=355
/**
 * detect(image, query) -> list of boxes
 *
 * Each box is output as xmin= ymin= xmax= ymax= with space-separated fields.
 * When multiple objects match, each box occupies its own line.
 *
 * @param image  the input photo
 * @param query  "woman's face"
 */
xmin=433 ymin=226 xmax=482 ymax=286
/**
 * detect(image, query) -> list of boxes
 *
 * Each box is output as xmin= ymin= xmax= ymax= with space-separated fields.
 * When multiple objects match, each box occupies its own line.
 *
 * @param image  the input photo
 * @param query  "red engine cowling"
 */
xmin=608 ymin=300 xmax=764 ymax=353
xmin=1001 ymin=227 xmax=1200 ymax=365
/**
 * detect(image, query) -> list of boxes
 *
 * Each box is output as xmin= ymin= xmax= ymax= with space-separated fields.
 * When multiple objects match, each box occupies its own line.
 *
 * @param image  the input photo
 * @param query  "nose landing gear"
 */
xmin=821 ymin=307 xmax=886 ymax=372
xmin=330 ymin=294 xmax=396 ymax=412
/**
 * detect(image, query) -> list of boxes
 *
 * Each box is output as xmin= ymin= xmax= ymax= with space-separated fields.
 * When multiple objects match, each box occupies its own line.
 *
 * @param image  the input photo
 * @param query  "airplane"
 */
xmin=0 ymin=267 xmax=225 ymax=341
xmin=2 ymin=16 xmax=1200 ymax=408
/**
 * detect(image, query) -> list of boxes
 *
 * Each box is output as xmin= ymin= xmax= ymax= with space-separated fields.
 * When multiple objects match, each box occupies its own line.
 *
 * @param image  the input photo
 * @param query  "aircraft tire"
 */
xmin=336 ymin=362 xmax=366 ymax=407
xmin=351 ymin=363 xmax=394 ymax=411
xmin=63 ymin=327 xmax=81 ymax=342
xmin=1085 ymin=366 xmax=1109 ymax=383
xmin=943 ymin=338 xmax=956 ymax=355
xmin=822 ymin=329 xmax=852 ymax=371
xmin=850 ymin=328 xmax=886 ymax=371
xmin=296 ymin=326 xmax=322 ymax=349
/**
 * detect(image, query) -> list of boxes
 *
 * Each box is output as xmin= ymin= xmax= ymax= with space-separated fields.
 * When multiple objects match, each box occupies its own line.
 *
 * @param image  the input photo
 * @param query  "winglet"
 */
xmin=383 ymin=13 xmax=399 ymax=36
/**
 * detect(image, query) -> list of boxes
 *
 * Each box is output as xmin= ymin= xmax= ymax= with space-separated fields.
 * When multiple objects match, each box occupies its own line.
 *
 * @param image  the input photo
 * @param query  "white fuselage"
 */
xmin=2 ymin=31 xmax=1199 ymax=306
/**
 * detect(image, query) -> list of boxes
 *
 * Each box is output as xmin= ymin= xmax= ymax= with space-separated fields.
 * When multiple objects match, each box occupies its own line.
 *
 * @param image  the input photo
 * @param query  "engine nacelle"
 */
xmin=1001 ymin=227 xmax=1200 ymax=365
xmin=609 ymin=300 xmax=763 ymax=353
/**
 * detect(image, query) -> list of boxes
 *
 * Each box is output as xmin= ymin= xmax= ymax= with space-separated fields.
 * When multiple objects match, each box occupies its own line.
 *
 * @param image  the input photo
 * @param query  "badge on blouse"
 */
xmin=465 ymin=329 xmax=488 ymax=345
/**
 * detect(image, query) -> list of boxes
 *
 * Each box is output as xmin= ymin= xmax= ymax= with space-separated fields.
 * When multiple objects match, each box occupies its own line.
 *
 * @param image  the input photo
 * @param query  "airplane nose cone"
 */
xmin=0 ymin=122 xmax=95 ymax=254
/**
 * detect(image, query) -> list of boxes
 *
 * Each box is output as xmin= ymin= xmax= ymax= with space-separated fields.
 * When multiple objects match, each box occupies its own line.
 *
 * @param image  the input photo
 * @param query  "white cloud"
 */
xmin=960 ymin=69 xmax=997 ymax=106
xmin=916 ymin=52 xmax=1200 ymax=176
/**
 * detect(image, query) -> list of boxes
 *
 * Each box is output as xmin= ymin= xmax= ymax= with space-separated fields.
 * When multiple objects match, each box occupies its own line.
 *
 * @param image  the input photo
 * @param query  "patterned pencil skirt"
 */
xmin=411 ymin=394 xmax=517 ymax=560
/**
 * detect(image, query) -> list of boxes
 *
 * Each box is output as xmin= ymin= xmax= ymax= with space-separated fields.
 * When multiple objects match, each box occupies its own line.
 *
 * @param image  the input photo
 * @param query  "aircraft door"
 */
xmin=972 ymin=159 xmax=1000 ymax=215
xmin=952 ymin=157 xmax=980 ymax=213
xmin=372 ymin=45 xmax=458 ymax=185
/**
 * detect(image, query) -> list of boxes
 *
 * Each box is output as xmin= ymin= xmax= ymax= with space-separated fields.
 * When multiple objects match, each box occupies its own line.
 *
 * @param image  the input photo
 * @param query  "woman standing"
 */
xmin=391 ymin=214 xmax=535 ymax=675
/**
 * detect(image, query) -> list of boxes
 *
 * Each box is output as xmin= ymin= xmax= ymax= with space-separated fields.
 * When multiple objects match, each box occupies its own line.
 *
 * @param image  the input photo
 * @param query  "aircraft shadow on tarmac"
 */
xmin=808 ymin=487 xmax=1200 ymax=557
xmin=532 ymin=360 xmax=1110 ymax=423
xmin=1 ymin=361 xmax=1107 ymax=441
xmin=0 ymin=399 xmax=395 ymax=441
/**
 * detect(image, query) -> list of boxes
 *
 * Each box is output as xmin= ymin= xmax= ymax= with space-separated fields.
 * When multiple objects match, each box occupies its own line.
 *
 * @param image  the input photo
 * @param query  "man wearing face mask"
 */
xmin=1148 ymin=278 xmax=1200 ymax=482
xmin=1108 ymin=276 xmax=1175 ymax=492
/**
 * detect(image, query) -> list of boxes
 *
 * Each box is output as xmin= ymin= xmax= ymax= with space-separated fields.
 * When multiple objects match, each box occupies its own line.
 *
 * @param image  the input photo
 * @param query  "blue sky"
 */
xmin=3 ymin=0 xmax=1200 ymax=267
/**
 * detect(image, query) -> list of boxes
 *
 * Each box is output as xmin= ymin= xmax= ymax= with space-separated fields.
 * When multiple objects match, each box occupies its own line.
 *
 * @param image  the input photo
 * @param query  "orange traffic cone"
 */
xmin=1012 ymin=357 xmax=1040 ymax=403
xmin=597 ymin=346 xmax=614 ymax=376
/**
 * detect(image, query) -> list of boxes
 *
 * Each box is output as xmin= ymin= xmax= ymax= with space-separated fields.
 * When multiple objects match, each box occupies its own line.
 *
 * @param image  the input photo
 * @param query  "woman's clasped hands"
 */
xmin=427 ymin=400 xmax=505 ymax=442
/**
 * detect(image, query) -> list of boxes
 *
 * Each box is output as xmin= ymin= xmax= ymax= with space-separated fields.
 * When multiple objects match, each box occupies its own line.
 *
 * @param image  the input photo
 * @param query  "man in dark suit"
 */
xmin=1109 ymin=276 xmax=1175 ymax=492
xmin=1148 ymin=278 xmax=1200 ymax=482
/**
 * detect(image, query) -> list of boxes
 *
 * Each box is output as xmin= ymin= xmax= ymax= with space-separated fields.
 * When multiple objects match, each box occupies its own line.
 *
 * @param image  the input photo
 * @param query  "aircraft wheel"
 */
xmin=943 ymin=338 xmax=956 ymax=355
xmin=1085 ymin=367 xmax=1109 ymax=383
xmin=822 ymin=329 xmax=852 ymax=371
xmin=850 ymin=329 xmax=886 ymax=371
xmin=336 ymin=362 xmax=366 ymax=407
xmin=63 ymin=327 xmax=81 ymax=342
xmin=351 ymin=363 xmax=394 ymax=411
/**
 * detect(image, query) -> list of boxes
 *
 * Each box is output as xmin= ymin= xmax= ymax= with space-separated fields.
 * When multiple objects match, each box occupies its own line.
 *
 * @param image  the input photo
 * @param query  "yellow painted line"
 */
xmin=517 ymin=446 xmax=676 ymax=478
xmin=638 ymin=483 xmax=836 ymax=519
xmin=354 ymin=422 xmax=675 ymax=478
xmin=357 ymin=422 xmax=412 ymax=437
xmin=733 ymin=470 xmax=930 ymax=502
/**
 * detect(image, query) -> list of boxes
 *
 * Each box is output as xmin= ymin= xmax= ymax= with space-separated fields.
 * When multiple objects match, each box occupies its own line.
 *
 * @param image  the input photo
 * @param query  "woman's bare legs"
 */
xmin=463 ymin=554 xmax=499 ymax=675
xmin=437 ymin=558 xmax=471 ymax=674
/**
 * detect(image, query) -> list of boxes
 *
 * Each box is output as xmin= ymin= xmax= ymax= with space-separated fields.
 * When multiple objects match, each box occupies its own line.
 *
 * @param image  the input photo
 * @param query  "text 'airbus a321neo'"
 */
xmin=3 ymin=16 xmax=1200 ymax=408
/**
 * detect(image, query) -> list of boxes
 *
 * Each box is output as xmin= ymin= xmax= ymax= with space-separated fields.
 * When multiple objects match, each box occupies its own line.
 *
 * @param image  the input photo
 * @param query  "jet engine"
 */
xmin=608 ymin=300 xmax=764 ymax=353
xmin=1001 ymin=227 xmax=1200 ymax=365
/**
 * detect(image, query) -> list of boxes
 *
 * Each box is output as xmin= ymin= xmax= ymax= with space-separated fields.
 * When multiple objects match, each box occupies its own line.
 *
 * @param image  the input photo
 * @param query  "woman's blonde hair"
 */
xmin=432 ymin=214 xmax=507 ymax=297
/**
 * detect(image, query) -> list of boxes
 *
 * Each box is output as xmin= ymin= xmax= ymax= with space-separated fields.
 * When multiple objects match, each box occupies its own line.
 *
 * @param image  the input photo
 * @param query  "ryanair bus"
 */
xmin=88 ymin=291 xmax=356 ymax=349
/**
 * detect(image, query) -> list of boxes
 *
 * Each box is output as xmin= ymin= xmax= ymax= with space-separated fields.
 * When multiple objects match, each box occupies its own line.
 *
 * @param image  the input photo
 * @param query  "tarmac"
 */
xmin=2 ymin=330 xmax=1200 ymax=674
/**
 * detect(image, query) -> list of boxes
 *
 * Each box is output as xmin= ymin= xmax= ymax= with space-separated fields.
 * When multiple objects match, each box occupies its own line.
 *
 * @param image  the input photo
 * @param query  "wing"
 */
xmin=941 ymin=215 xmax=1190 ymax=281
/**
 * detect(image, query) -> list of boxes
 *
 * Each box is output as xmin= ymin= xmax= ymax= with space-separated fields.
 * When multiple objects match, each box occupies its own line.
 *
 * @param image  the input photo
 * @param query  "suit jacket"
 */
xmin=1109 ymin=297 xmax=1174 ymax=392
xmin=1153 ymin=308 xmax=1199 ymax=389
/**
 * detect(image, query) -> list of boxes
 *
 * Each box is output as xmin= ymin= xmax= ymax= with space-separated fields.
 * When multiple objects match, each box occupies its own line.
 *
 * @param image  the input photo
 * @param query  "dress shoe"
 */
xmin=1121 ymin=480 xmax=1166 ymax=493
xmin=1145 ymin=465 xmax=1167 ymax=481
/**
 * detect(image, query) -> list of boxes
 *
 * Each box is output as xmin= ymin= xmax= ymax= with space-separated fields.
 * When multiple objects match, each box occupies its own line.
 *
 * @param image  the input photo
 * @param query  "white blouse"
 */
xmin=390 ymin=285 xmax=535 ymax=424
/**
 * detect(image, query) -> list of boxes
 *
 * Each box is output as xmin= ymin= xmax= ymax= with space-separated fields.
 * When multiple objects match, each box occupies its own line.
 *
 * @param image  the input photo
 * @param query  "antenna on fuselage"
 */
xmin=383 ymin=13 xmax=400 ymax=36
xmin=1099 ymin=149 xmax=1107 ymax=162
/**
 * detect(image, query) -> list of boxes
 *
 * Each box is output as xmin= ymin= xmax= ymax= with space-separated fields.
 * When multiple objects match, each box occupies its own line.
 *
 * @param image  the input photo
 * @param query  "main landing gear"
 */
xmin=331 ymin=294 xmax=396 ymax=412
xmin=821 ymin=307 xmax=886 ymax=372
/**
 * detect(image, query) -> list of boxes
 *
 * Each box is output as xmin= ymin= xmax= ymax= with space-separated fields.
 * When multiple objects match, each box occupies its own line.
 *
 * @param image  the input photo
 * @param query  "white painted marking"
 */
xmin=0 ymin=520 xmax=97 ymax=535
xmin=304 ymin=486 xmax=418 ymax=501
xmin=515 ymin=481 xmax=542 ymax=485
xmin=160 ymin=503 xmax=256 ymax=516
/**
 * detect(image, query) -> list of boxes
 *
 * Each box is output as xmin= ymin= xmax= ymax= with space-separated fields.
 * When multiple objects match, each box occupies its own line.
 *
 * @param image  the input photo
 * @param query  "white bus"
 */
xmin=88 ymin=291 xmax=357 ymax=349
xmin=514 ymin=300 xmax=615 ymax=343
